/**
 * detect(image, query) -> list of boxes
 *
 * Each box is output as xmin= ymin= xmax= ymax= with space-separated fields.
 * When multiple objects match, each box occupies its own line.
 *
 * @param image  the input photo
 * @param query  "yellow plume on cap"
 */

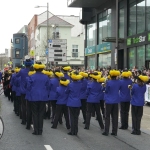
xmin=79 ymin=72 xmax=88 ymax=78
xmin=33 ymin=64 xmax=45 ymax=69
xmin=109 ymin=70 xmax=120 ymax=77
xmin=94 ymin=71 xmax=102 ymax=75
xmin=121 ymin=71 xmax=132 ymax=77
xmin=55 ymin=72 xmax=64 ymax=78
xmin=71 ymin=74 xmax=83 ymax=80
xmin=60 ymin=79 xmax=70 ymax=86
xmin=90 ymin=74 xmax=101 ymax=80
xmin=97 ymin=77 xmax=106 ymax=83
xmin=28 ymin=71 xmax=36 ymax=76
xmin=15 ymin=68 xmax=20 ymax=73
xmin=63 ymin=66 xmax=71 ymax=71
xmin=138 ymin=75 xmax=149 ymax=82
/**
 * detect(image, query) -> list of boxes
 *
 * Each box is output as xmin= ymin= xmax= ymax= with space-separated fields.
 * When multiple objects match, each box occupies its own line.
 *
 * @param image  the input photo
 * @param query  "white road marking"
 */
xmin=44 ymin=145 xmax=53 ymax=150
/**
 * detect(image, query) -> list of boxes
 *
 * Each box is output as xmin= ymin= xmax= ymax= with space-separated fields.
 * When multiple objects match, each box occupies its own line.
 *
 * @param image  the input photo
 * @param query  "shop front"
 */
xmin=97 ymin=42 xmax=112 ymax=68
xmin=85 ymin=46 xmax=96 ymax=70
xmin=127 ymin=32 xmax=150 ymax=69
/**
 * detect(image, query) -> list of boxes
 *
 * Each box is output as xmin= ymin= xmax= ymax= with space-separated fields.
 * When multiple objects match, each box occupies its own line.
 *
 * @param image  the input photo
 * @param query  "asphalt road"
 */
xmin=0 ymin=94 xmax=150 ymax=150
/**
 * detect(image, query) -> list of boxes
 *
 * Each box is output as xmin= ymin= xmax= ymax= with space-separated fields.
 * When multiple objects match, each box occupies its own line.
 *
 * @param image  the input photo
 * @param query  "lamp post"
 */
xmin=35 ymin=3 xmax=49 ymax=67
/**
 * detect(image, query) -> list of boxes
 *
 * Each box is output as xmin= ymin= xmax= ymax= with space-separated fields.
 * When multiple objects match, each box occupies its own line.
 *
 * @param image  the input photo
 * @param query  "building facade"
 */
xmin=35 ymin=15 xmax=84 ymax=67
xmin=68 ymin=0 xmax=150 ymax=70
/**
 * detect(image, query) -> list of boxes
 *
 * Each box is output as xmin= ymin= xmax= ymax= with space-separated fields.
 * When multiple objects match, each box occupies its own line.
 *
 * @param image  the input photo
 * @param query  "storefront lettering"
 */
xmin=88 ymin=48 xmax=93 ymax=53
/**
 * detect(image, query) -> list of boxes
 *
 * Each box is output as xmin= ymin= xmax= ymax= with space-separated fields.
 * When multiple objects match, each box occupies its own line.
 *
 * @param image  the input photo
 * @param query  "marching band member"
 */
xmin=119 ymin=71 xmax=132 ymax=130
xmin=62 ymin=66 xmax=71 ymax=81
xmin=51 ymin=77 xmax=70 ymax=129
xmin=27 ymin=62 xmax=49 ymax=135
xmin=130 ymin=75 xmax=149 ymax=135
xmin=84 ymin=72 xmax=104 ymax=130
xmin=16 ymin=58 xmax=33 ymax=125
xmin=102 ymin=70 xmax=121 ymax=136
xmin=49 ymin=69 xmax=64 ymax=123
xmin=79 ymin=72 xmax=88 ymax=124
xmin=66 ymin=71 xmax=82 ymax=135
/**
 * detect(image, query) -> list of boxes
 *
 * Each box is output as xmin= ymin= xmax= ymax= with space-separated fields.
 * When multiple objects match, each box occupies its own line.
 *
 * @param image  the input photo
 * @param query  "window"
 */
xmin=72 ymin=45 xmax=78 ymax=57
xmin=128 ymin=0 xmax=146 ymax=36
xmin=146 ymin=44 xmax=150 ymax=60
xmin=98 ymin=9 xmax=112 ymax=44
xmin=98 ymin=53 xmax=111 ymax=67
xmin=15 ymin=38 xmax=20 ymax=44
xmin=119 ymin=1 xmax=124 ymax=38
xmin=137 ymin=45 xmax=145 ymax=69
xmin=87 ymin=17 xmax=96 ymax=47
xmin=87 ymin=55 xmax=95 ymax=70
xmin=146 ymin=0 xmax=150 ymax=31
xmin=128 ymin=47 xmax=136 ymax=69
xmin=15 ymin=49 xmax=20 ymax=58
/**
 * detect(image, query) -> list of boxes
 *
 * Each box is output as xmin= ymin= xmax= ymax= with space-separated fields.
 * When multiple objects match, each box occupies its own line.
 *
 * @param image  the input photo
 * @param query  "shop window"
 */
xmin=128 ymin=47 xmax=136 ymax=69
xmin=119 ymin=1 xmax=125 ymax=38
xmin=15 ymin=38 xmax=20 ymax=44
xmin=98 ymin=53 xmax=111 ymax=67
xmin=146 ymin=44 xmax=150 ymax=60
xmin=146 ymin=0 xmax=150 ymax=31
xmin=137 ymin=45 xmax=145 ymax=69
xmin=87 ymin=17 xmax=96 ymax=47
xmin=72 ymin=45 xmax=78 ymax=57
xmin=87 ymin=55 xmax=95 ymax=70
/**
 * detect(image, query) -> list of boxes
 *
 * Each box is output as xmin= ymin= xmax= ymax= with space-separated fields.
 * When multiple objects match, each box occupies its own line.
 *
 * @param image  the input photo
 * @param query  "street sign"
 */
xmin=48 ymin=39 xmax=67 ymax=62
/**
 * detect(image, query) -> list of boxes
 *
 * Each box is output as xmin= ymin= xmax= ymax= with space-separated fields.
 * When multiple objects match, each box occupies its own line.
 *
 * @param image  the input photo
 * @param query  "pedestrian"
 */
xmin=119 ymin=71 xmax=132 ymax=130
xmin=66 ymin=71 xmax=82 ymax=135
xmin=51 ymin=77 xmax=70 ymax=129
xmin=84 ymin=72 xmax=104 ymax=130
xmin=130 ymin=75 xmax=149 ymax=135
xmin=27 ymin=62 xmax=49 ymax=135
xmin=102 ymin=70 xmax=121 ymax=136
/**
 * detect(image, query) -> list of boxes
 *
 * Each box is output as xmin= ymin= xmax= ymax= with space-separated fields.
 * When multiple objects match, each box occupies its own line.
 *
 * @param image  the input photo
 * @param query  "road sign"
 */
xmin=48 ymin=39 xmax=67 ymax=62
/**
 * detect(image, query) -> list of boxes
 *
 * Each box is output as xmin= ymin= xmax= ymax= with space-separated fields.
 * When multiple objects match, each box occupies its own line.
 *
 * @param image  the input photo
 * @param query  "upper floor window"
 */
xmin=15 ymin=38 xmax=20 ymax=44
xmin=72 ymin=45 xmax=78 ymax=57
xmin=15 ymin=49 xmax=20 ymax=58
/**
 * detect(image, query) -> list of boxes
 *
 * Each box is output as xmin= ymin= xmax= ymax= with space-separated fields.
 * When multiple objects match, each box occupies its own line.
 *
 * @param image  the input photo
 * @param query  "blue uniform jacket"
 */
xmin=49 ymin=77 xmax=59 ymax=100
xmin=66 ymin=81 xmax=82 ymax=107
xmin=80 ymin=78 xmax=88 ymax=100
xmin=131 ymin=84 xmax=146 ymax=106
xmin=64 ymin=73 xmax=71 ymax=81
xmin=27 ymin=72 xmax=49 ymax=101
xmin=86 ymin=81 xmax=103 ymax=103
xmin=15 ymin=77 xmax=21 ymax=96
xmin=10 ymin=74 xmax=16 ymax=91
xmin=104 ymin=80 xmax=121 ymax=104
xmin=56 ymin=85 xmax=68 ymax=105
xmin=119 ymin=78 xmax=132 ymax=102
xmin=16 ymin=68 xmax=30 ymax=94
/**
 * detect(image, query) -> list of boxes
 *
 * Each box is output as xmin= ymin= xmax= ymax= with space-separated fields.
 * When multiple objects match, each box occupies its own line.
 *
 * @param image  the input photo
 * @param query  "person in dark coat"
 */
xmin=66 ymin=71 xmax=82 ymax=135
xmin=84 ymin=72 xmax=104 ymax=130
xmin=102 ymin=70 xmax=121 ymax=136
xmin=119 ymin=71 xmax=132 ymax=130
xmin=130 ymin=75 xmax=148 ymax=135
xmin=27 ymin=62 xmax=49 ymax=135
xmin=51 ymin=77 xmax=70 ymax=129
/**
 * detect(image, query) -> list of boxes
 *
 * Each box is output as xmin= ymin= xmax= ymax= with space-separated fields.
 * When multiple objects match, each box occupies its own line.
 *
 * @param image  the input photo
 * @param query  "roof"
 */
xmin=39 ymin=15 xmax=74 ymax=27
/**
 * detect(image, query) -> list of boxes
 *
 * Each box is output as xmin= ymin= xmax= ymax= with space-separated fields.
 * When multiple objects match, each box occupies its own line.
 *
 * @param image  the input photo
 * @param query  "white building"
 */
xmin=34 ymin=14 xmax=84 ymax=67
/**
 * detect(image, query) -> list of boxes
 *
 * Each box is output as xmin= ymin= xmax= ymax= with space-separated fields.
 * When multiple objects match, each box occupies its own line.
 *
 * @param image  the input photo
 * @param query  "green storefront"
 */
xmin=127 ymin=32 xmax=150 ymax=69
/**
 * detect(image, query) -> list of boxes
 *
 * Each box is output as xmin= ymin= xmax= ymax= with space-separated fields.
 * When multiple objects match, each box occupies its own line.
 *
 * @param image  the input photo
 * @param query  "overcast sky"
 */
xmin=0 ymin=0 xmax=80 ymax=53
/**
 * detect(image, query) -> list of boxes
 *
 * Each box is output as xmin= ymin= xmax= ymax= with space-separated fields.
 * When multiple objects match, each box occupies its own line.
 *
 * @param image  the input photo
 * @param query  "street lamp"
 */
xmin=35 ymin=3 xmax=49 ymax=68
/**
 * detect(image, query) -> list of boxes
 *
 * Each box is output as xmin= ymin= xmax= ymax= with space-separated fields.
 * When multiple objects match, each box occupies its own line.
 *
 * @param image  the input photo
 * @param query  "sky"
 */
xmin=0 ymin=0 xmax=80 ymax=54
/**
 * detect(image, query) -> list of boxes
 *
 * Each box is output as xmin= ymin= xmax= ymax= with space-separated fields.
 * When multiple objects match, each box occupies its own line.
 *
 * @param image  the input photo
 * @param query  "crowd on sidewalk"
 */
xmin=0 ymin=59 xmax=149 ymax=137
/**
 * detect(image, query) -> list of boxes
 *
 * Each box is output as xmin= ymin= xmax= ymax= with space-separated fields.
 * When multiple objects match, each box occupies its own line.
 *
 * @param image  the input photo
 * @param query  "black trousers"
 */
xmin=53 ymin=105 xmax=70 ymax=128
xmin=31 ymin=101 xmax=45 ymax=134
xmin=85 ymin=103 xmax=104 ymax=129
xmin=105 ymin=103 xmax=119 ymax=134
xmin=131 ymin=105 xmax=143 ymax=134
xmin=81 ymin=99 xmax=87 ymax=122
xmin=100 ymin=100 xmax=105 ymax=118
xmin=21 ymin=94 xmax=27 ymax=124
xmin=45 ymin=101 xmax=51 ymax=119
xmin=69 ymin=107 xmax=80 ymax=134
xmin=26 ymin=101 xmax=32 ymax=128
xmin=12 ymin=91 xmax=16 ymax=112
xmin=51 ymin=100 xmax=57 ymax=121
xmin=16 ymin=96 xmax=21 ymax=115
xmin=120 ymin=102 xmax=130 ymax=128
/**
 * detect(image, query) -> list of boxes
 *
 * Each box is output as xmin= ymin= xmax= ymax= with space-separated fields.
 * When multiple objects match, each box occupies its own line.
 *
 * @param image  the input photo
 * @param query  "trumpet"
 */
xmin=102 ymin=83 xmax=106 ymax=87
xmin=128 ymin=85 xmax=132 ymax=89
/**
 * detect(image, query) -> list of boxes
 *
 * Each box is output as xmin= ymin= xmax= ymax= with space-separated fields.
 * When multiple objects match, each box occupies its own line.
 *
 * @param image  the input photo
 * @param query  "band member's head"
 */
xmin=70 ymin=71 xmax=82 ymax=81
xmin=137 ymin=75 xmax=149 ymax=86
xmin=33 ymin=62 xmax=45 ymax=72
xmin=109 ymin=70 xmax=120 ymax=79
xmin=59 ymin=77 xmax=70 ymax=86
xmin=121 ymin=70 xmax=132 ymax=79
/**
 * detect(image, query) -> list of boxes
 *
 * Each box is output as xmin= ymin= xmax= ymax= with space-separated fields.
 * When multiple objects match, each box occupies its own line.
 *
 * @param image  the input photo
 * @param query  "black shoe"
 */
xmin=84 ymin=127 xmax=89 ymax=130
xmin=51 ymin=126 xmax=57 ymax=129
xmin=111 ymin=133 xmax=117 ymax=136
xmin=131 ymin=130 xmax=136 ymax=135
xmin=68 ymin=132 xmax=74 ymax=135
xmin=32 ymin=132 xmax=38 ymax=135
xmin=102 ymin=132 xmax=108 ymax=136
